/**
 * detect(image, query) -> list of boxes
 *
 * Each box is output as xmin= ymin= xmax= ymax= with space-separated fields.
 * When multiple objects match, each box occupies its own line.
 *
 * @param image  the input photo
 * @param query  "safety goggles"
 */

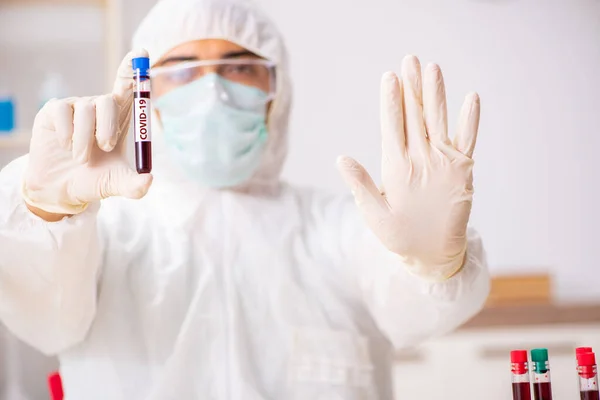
xmin=149 ymin=59 xmax=277 ymax=100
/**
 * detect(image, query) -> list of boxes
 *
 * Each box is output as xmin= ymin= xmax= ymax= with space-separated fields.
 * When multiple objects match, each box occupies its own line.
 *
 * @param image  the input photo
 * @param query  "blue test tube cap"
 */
xmin=132 ymin=57 xmax=150 ymax=77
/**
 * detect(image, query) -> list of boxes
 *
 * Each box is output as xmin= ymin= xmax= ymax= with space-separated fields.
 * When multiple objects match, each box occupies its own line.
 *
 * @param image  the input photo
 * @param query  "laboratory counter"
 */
xmin=460 ymin=302 xmax=600 ymax=330
xmin=393 ymin=301 xmax=600 ymax=400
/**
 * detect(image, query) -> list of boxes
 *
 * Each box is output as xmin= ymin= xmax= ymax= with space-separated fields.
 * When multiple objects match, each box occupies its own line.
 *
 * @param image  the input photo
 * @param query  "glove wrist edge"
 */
xmin=401 ymin=244 xmax=468 ymax=283
xmin=21 ymin=181 xmax=89 ymax=217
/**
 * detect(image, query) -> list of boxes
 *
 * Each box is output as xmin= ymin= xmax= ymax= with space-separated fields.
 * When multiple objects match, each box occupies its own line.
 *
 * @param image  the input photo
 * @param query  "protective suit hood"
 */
xmin=132 ymin=0 xmax=292 ymax=190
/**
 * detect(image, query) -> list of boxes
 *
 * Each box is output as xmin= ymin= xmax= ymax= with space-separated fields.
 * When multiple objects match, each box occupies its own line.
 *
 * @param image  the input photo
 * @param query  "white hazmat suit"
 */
xmin=0 ymin=0 xmax=490 ymax=398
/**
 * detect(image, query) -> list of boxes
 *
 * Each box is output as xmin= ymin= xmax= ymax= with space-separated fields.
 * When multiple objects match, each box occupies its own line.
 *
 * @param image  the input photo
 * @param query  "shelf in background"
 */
xmin=461 ymin=303 xmax=600 ymax=330
xmin=0 ymin=2 xmax=105 ymax=46
xmin=0 ymin=132 xmax=31 ymax=150
xmin=0 ymin=0 xmax=105 ymax=5
xmin=485 ymin=273 xmax=551 ymax=307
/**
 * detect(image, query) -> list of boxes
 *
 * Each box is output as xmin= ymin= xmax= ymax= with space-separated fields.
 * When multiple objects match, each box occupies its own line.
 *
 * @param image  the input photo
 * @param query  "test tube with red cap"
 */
xmin=48 ymin=371 xmax=64 ymax=400
xmin=577 ymin=351 xmax=599 ymax=400
xmin=512 ymin=350 xmax=532 ymax=400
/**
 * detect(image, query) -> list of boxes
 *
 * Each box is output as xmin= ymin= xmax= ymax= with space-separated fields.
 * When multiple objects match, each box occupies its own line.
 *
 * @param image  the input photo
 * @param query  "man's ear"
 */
xmin=265 ymin=100 xmax=273 ymax=124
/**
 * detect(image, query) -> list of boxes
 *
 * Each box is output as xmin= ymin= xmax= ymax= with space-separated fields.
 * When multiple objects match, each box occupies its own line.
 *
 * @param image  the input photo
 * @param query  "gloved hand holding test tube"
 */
xmin=21 ymin=50 xmax=154 ymax=221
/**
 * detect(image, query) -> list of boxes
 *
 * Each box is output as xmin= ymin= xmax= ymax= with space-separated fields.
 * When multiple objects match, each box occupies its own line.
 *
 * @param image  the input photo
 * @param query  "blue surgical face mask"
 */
xmin=154 ymin=73 xmax=269 ymax=188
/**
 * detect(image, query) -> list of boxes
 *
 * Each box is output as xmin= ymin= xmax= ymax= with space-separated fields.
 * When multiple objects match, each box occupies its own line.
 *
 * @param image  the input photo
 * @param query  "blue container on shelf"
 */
xmin=0 ymin=96 xmax=15 ymax=133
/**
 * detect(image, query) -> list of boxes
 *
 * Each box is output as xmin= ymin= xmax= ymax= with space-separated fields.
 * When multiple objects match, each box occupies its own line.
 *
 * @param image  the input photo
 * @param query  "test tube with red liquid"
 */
xmin=577 ymin=351 xmax=599 ymax=400
xmin=132 ymin=56 xmax=152 ymax=174
xmin=531 ymin=348 xmax=553 ymax=400
xmin=512 ymin=350 xmax=532 ymax=400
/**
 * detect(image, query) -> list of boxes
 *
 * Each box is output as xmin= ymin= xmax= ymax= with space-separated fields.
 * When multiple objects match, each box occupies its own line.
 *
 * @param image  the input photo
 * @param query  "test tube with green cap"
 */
xmin=531 ymin=348 xmax=553 ymax=400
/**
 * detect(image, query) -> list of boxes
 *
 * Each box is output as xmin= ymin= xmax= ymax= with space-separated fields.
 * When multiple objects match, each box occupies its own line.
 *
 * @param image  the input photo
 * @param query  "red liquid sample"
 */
xmin=134 ymin=91 xmax=152 ymax=174
xmin=581 ymin=391 xmax=600 ymax=400
xmin=135 ymin=142 xmax=152 ymax=173
xmin=513 ymin=382 xmax=532 ymax=400
xmin=533 ymin=382 xmax=553 ymax=400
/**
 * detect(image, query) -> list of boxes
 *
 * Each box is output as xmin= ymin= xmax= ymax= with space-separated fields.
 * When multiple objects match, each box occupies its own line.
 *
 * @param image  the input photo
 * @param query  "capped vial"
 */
xmin=511 ymin=350 xmax=532 ymax=400
xmin=132 ymin=56 xmax=152 ymax=174
xmin=577 ymin=352 xmax=599 ymax=400
xmin=531 ymin=348 xmax=553 ymax=400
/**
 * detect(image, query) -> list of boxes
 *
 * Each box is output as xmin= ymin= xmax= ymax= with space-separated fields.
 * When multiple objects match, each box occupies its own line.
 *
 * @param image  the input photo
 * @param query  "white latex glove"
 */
xmin=22 ymin=50 xmax=153 ymax=216
xmin=337 ymin=55 xmax=481 ymax=281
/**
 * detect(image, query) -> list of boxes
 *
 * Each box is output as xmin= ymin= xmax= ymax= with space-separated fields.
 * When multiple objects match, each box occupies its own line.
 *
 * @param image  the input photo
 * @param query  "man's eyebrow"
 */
xmin=220 ymin=50 xmax=261 ymax=59
xmin=155 ymin=50 xmax=261 ymax=67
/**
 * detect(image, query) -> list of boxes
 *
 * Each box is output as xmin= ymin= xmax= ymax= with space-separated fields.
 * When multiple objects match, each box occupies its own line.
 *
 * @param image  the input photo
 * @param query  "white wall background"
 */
xmin=252 ymin=0 xmax=600 ymax=302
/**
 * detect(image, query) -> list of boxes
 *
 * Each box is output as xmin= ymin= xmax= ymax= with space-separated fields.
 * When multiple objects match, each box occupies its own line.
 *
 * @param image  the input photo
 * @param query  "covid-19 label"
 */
xmin=134 ymin=96 xmax=151 ymax=142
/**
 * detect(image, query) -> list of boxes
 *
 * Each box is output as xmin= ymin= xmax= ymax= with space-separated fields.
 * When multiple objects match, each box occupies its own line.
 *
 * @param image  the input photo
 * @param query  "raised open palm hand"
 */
xmin=337 ymin=55 xmax=481 ymax=281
